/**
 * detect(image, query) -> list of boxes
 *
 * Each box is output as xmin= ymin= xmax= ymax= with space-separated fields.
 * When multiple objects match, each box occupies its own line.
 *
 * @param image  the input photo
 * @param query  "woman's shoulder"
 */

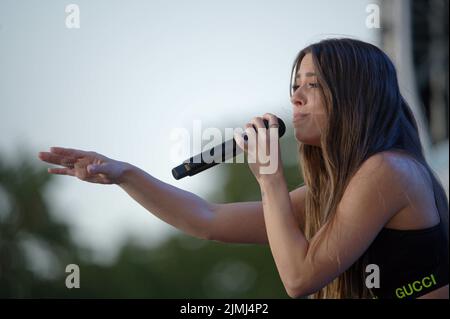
xmin=362 ymin=149 xmax=430 ymax=187
xmin=364 ymin=150 xmax=440 ymax=230
xmin=341 ymin=150 xmax=421 ymax=220
xmin=353 ymin=150 xmax=415 ymax=188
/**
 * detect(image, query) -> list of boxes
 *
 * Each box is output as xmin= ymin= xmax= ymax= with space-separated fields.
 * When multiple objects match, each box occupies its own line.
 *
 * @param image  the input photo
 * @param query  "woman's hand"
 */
xmin=38 ymin=147 xmax=130 ymax=185
xmin=234 ymin=113 xmax=284 ymax=184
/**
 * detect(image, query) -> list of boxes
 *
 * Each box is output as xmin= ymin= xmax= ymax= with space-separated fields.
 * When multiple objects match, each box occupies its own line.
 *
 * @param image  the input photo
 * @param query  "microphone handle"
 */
xmin=172 ymin=138 xmax=240 ymax=180
xmin=172 ymin=118 xmax=285 ymax=180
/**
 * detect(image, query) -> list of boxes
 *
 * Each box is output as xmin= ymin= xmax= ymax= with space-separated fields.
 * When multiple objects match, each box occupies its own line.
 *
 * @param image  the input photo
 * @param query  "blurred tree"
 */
xmin=0 ymin=150 xmax=78 ymax=297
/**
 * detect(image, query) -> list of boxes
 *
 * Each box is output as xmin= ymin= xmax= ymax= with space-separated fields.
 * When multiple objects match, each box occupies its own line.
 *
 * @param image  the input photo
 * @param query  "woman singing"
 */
xmin=38 ymin=38 xmax=449 ymax=299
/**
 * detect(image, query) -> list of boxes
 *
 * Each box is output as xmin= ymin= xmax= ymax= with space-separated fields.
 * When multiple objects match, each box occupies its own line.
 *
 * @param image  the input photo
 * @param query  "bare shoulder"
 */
xmin=336 ymin=151 xmax=410 ymax=225
xmin=352 ymin=150 xmax=439 ymax=229
xmin=347 ymin=151 xmax=412 ymax=196
xmin=353 ymin=150 xmax=428 ymax=191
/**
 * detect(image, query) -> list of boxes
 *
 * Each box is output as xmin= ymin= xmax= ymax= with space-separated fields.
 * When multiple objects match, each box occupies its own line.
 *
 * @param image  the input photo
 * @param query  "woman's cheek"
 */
xmin=313 ymin=114 xmax=327 ymax=135
xmin=295 ymin=121 xmax=311 ymax=142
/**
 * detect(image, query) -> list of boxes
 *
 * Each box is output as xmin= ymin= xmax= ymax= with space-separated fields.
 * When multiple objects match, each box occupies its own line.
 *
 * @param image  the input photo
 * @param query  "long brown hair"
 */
xmin=290 ymin=38 xmax=449 ymax=298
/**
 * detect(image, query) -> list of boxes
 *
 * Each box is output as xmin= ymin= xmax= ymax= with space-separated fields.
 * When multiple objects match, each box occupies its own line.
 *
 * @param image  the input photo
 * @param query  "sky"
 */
xmin=0 ymin=0 xmax=379 ymax=262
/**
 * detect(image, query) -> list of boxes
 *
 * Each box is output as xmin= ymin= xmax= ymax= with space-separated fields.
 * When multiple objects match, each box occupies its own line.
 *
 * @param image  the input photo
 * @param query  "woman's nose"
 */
xmin=290 ymin=90 xmax=306 ymax=108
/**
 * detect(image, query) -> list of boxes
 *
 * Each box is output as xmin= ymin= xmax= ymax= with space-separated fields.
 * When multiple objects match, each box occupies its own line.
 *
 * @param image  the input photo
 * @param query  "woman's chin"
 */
xmin=294 ymin=131 xmax=306 ymax=143
xmin=295 ymin=132 xmax=320 ymax=147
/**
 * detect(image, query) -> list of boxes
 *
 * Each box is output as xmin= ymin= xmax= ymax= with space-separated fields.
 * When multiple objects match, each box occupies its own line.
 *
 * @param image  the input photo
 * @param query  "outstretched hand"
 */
xmin=38 ymin=147 xmax=130 ymax=185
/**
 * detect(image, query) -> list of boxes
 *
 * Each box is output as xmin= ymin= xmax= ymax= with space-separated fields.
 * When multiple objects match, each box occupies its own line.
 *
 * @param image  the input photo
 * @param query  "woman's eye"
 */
xmin=291 ymin=83 xmax=319 ymax=93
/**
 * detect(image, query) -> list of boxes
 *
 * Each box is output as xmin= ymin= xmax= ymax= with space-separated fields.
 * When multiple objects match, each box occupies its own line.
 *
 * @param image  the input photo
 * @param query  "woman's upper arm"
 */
xmin=208 ymin=185 xmax=307 ymax=244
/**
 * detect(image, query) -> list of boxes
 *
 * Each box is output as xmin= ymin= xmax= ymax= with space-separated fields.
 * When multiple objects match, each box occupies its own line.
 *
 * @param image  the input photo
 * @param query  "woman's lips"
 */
xmin=293 ymin=113 xmax=310 ymax=123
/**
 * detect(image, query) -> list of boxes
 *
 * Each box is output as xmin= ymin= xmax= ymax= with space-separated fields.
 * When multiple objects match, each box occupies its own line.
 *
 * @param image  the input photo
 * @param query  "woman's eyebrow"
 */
xmin=296 ymin=72 xmax=317 ymax=79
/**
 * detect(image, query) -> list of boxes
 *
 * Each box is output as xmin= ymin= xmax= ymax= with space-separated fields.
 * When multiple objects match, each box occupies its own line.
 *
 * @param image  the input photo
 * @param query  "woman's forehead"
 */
xmin=296 ymin=54 xmax=316 ymax=78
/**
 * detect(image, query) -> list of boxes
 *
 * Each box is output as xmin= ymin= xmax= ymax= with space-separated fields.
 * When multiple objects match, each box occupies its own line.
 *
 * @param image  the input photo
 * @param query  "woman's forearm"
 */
xmin=259 ymin=175 xmax=309 ymax=294
xmin=117 ymin=163 xmax=214 ymax=239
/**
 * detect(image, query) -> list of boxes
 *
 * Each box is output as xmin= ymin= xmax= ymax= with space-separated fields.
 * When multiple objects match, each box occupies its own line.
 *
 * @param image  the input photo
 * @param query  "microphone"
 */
xmin=172 ymin=117 xmax=286 ymax=180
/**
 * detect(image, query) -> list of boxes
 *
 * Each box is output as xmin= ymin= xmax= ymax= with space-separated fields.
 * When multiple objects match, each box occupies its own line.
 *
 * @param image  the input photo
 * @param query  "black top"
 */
xmin=365 ymin=222 xmax=449 ymax=299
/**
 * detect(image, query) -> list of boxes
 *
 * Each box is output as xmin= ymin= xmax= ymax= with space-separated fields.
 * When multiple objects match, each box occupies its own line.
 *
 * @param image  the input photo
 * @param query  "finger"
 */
xmin=243 ymin=123 xmax=259 ymax=157
xmin=38 ymin=152 xmax=77 ymax=166
xmin=38 ymin=151 xmax=58 ymax=163
xmin=39 ymin=153 xmax=77 ymax=168
xmin=262 ymin=113 xmax=279 ymax=128
xmin=250 ymin=117 xmax=266 ymax=130
xmin=234 ymin=130 xmax=247 ymax=153
xmin=50 ymin=147 xmax=88 ymax=158
xmin=262 ymin=114 xmax=280 ymax=144
xmin=47 ymin=167 xmax=75 ymax=176
xmin=262 ymin=113 xmax=280 ymax=140
xmin=244 ymin=123 xmax=257 ymax=141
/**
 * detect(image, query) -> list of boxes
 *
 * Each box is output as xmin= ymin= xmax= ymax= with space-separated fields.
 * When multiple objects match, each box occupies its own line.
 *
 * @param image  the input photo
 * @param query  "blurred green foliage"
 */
xmin=0 ymin=135 xmax=303 ymax=298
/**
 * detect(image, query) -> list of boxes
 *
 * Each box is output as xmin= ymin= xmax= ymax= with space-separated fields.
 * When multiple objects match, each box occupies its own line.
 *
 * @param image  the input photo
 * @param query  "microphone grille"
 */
xmin=277 ymin=117 xmax=286 ymax=138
